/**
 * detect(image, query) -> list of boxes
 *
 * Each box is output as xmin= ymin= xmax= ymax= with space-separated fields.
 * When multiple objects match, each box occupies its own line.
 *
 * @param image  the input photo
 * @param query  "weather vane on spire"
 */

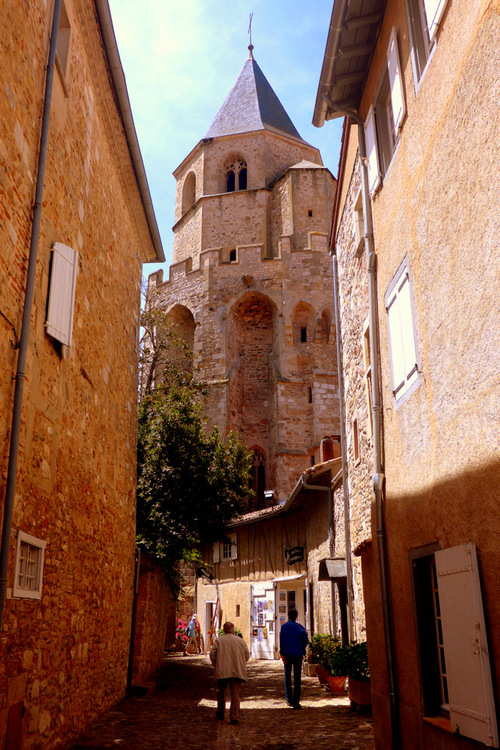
xmin=248 ymin=12 xmax=254 ymax=57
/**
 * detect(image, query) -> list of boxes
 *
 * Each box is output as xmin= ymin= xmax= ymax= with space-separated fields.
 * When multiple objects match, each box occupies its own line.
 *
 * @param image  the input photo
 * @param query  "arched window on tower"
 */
xmin=292 ymin=301 xmax=316 ymax=345
xmin=249 ymin=447 xmax=266 ymax=511
xmin=225 ymin=155 xmax=247 ymax=192
xmin=182 ymin=171 xmax=196 ymax=214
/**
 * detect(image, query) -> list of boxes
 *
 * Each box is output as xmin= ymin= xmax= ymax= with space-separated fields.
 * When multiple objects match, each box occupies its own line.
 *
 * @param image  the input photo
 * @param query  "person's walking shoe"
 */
xmin=286 ymin=700 xmax=293 ymax=707
xmin=229 ymin=719 xmax=238 ymax=725
xmin=292 ymin=704 xmax=302 ymax=710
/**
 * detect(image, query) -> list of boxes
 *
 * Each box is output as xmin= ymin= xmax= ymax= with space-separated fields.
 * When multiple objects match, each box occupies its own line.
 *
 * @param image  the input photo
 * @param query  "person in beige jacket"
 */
xmin=210 ymin=622 xmax=250 ymax=724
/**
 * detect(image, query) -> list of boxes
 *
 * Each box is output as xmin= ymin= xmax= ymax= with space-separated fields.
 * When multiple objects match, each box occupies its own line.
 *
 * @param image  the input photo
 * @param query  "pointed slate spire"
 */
xmin=205 ymin=51 xmax=304 ymax=141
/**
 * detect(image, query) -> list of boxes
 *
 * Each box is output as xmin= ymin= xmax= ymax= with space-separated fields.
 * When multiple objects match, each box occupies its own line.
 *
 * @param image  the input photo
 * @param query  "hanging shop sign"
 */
xmin=284 ymin=543 xmax=305 ymax=565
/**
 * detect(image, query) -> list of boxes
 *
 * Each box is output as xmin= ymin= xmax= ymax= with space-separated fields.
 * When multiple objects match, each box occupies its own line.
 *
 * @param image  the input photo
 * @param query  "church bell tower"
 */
xmin=149 ymin=47 xmax=339 ymax=509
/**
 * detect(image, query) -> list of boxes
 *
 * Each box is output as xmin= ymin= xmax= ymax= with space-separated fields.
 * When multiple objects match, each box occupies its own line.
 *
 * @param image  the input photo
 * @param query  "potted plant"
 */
xmin=345 ymin=641 xmax=371 ymax=710
xmin=326 ymin=641 xmax=350 ymax=695
xmin=308 ymin=634 xmax=339 ymax=684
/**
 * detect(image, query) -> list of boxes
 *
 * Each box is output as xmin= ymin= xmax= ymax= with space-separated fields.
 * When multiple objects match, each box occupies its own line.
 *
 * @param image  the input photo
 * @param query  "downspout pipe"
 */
xmin=0 ymin=0 xmax=62 ymax=632
xmin=325 ymin=97 xmax=401 ymax=749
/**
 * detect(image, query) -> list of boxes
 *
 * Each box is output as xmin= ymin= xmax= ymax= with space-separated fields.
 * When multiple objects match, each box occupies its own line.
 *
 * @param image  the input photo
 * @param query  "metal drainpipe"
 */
xmin=0 ymin=0 xmax=62 ymax=632
xmin=324 ymin=96 xmax=401 ymax=749
xmin=331 ymin=253 xmax=354 ymax=643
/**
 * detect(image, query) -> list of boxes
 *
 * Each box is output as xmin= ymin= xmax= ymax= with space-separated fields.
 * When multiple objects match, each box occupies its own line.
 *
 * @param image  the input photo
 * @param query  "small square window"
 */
xmin=13 ymin=531 xmax=47 ymax=600
xmin=308 ymin=209 xmax=313 ymax=217
xmin=300 ymin=327 xmax=307 ymax=343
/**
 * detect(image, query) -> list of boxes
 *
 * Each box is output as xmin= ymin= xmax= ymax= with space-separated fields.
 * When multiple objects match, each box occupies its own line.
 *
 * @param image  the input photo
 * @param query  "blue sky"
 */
xmin=107 ymin=0 xmax=343 ymax=276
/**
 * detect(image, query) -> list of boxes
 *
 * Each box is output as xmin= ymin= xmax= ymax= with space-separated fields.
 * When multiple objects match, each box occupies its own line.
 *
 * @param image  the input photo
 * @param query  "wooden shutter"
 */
xmin=435 ymin=544 xmax=499 ymax=747
xmin=364 ymin=106 xmax=381 ymax=196
xmin=423 ymin=0 xmax=448 ymax=41
xmin=45 ymin=242 xmax=78 ymax=346
xmin=212 ymin=542 xmax=220 ymax=563
xmin=386 ymin=286 xmax=406 ymax=396
xmin=387 ymin=28 xmax=406 ymax=132
xmin=386 ymin=268 xmax=418 ymax=398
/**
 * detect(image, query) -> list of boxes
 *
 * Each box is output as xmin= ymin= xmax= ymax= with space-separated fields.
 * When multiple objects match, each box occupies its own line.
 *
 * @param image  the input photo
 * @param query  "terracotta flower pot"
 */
xmin=326 ymin=675 xmax=346 ymax=695
xmin=315 ymin=664 xmax=329 ymax=684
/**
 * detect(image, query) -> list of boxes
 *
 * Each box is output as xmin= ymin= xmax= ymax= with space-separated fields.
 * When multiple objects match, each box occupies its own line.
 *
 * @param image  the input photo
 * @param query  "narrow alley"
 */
xmin=69 ymin=654 xmax=375 ymax=750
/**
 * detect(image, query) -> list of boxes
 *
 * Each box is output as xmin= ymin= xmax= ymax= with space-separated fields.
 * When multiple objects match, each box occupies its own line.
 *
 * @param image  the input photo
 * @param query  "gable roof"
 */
xmin=205 ymin=50 xmax=304 ymax=142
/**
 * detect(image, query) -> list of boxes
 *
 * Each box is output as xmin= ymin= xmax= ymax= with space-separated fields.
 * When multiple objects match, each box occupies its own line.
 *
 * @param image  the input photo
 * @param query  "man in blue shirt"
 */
xmin=279 ymin=609 xmax=309 ymax=709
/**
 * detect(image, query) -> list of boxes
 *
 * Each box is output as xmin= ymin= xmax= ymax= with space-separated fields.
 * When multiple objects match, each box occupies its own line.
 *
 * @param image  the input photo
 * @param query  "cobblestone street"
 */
xmin=70 ymin=654 xmax=374 ymax=750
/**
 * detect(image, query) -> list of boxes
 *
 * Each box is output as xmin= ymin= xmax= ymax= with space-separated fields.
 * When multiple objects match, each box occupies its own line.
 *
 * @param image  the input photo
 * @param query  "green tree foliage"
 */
xmin=137 ymin=292 xmax=252 ymax=589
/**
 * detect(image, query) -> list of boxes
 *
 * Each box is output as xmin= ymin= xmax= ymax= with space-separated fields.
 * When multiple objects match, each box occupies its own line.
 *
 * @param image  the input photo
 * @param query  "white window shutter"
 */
xmin=435 ymin=543 xmax=499 ymax=747
xmin=230 ymin=533 xmax=237 ymax=561
xmin=397 ymin=273 xmax=418 ymax=384
xmin=364 ymin=106 xmax=381 ymax=196
xmin=45 ymin=242 xmax=78 ymax=346
xmin=423 ymin=0 xmax=448 ymax=41
xmin=212 ymin=542 xmax=220 ymax=563
xmin=386 ymin=290 xmax=406 ymax=395
xmin=387 ymin=28 xmax=406 ymax=133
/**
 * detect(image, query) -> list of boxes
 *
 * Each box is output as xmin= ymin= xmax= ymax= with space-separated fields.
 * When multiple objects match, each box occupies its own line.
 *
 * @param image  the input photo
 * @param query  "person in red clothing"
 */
xmin=279 ymin=609 xmax=309 ymax=709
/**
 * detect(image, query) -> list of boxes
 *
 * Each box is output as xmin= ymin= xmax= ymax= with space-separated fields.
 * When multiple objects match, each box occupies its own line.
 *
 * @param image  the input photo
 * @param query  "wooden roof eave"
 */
xmin=313 ymin=0 xmax=387 ymax=128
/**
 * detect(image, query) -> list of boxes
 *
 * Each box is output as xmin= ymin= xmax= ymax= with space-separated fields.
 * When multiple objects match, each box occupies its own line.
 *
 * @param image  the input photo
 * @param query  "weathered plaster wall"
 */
xmin=334 ymin=0 xmax=500 ymax=746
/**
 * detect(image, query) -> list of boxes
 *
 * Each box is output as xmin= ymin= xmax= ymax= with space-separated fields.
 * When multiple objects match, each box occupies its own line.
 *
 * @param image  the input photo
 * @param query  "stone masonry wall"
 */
xmin=132 ymin=555 xmax=174 ymax=684
xmin=0 ymin=1 xmax=156 ymax=747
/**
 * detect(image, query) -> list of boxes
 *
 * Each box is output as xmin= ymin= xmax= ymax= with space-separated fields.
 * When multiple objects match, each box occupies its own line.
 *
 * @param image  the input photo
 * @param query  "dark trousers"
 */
xmin=216 ymin=678 xmax=243 ymax=721
xmin=283 ymin=656 xmax=303 ymax=707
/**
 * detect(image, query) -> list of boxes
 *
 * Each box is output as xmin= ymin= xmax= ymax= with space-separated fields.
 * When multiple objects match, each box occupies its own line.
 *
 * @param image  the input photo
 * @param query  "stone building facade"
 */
xmin=314 ymin=0 xmax=500 ymax=749
xmin=150 ymin=49 xmax=342 ymax=650
xmin=0 ymin=1 xmax=163 ymax=747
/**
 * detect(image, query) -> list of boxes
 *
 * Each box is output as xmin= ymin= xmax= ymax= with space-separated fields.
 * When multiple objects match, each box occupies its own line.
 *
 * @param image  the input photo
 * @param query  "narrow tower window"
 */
xmin=225 ymin=155 xmax=248 ymax=192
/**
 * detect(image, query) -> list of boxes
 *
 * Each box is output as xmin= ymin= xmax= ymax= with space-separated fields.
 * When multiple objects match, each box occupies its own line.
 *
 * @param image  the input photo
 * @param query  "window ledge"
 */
xmin=423 ymin=716 xmax=452 ymax=734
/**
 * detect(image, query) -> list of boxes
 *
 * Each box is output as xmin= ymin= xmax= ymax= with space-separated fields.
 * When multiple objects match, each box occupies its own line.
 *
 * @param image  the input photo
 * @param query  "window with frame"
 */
xmin=225 ymin=155 xmax=247 ymax=192
xmin=365 ymin=28 xmax=406 ymax=195
xmin=352 ymin=416 xmax=360 ymax=464
xmin=411 ymin=543 xmax=498 ymax=746
xmin=213 ymin=533 xmax=237 ymax=563
xmin=353 ymin=188 xmax=365 ymax=256
xmin=13 ymin=531 xmax=47 ymax=600
xmin=249 ymin=448 xmax=266 ymax=511
xmin=405 ymin=0 xmax=449 ymax=84
xmin=385 ymin=259 xmax=420 ymax=406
